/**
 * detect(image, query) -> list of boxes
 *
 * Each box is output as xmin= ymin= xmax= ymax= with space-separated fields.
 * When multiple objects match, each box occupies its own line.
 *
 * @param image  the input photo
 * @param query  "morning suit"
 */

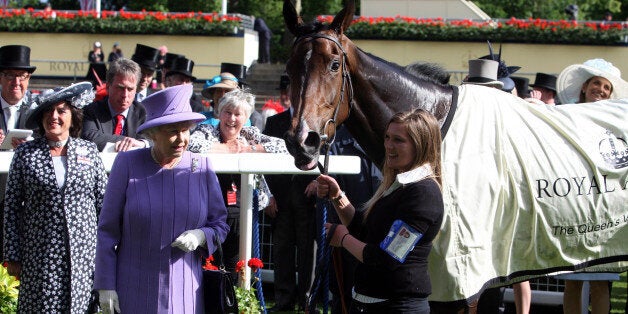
xmin=81 ymin=97 xmax=147 ymax=151
xmin=263 ymin=110 xmax=317 ymax=309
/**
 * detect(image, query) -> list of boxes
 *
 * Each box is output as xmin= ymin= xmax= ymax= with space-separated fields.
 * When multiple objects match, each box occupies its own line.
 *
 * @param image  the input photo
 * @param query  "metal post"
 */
xmin=238 ymin=173 xmax=254 ymax=289
xmin=221 ymin=0 xmax=227 ymax=15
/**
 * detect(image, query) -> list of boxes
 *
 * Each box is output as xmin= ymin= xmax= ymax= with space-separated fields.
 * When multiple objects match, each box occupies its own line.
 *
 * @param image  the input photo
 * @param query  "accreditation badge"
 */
xmin=379 ymin=219 xmax=422 ymax=263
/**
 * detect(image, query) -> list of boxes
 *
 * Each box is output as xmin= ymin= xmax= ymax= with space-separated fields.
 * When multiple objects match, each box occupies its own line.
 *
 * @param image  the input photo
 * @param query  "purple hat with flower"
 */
xmin=137 ymin=84 xmax=206 ymax=133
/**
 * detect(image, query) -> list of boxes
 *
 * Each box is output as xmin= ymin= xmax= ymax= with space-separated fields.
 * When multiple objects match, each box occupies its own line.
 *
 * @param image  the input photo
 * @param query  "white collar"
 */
xmin=1 ymin=96 xmax=24 ymax=111
xmin=383 ymin=164 xmax=433 ymax=197
xmin=396 ymin=163 xmax=433 ymax=184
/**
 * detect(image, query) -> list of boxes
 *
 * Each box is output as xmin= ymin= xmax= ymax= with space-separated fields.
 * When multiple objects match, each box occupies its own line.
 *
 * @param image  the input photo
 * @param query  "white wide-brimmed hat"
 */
xmin=557 ymin=58 xmax=628 ymax=104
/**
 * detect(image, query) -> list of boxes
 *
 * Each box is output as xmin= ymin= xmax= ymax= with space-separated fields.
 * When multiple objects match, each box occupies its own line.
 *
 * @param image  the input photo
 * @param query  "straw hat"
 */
xmin=557 ymin=58 xmax=628 ymax=104
xmin=201 ymin=72 xmax=239 ymax=99
xmin=137 ymin=84 xmax=206 ymax=133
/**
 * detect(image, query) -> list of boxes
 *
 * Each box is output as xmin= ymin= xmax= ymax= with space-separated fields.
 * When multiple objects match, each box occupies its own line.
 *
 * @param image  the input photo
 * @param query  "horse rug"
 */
xmin=429 ymin=84 xmax=628 ymax=302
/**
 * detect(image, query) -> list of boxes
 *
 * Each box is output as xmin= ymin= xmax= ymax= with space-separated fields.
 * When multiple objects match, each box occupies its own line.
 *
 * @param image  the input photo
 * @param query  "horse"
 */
xmin=282 ymin=0 xmax=628 ymax=306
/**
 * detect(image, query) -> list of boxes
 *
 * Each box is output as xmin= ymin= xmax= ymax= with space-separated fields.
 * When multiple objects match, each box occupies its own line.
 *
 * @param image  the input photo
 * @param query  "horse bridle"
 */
xmin=293 ymin=33 xmax=354 ymax=174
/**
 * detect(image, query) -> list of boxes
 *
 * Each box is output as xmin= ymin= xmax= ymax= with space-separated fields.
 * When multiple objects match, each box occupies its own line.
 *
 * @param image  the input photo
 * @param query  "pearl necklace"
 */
xmin=150 ymin=148 xmax=182 ymax=169
xmin=47 ymin=139 xmax=68 ymax=148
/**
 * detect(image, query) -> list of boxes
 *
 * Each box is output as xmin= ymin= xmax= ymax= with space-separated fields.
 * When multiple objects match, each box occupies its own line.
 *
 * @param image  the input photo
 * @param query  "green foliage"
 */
xmin=167 ymin=0 xmax=221 ymax=13
xmin=0 ymin=265 xmax=19 ymax=314
xmin=126 ymin=0 xmax=168 ymax=12
xmin=234 ymin=286 xmax=261 ymax=314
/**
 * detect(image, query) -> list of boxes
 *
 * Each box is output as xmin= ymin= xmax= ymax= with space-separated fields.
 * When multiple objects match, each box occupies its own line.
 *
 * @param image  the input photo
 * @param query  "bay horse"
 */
xmin=282 ymin=0 xmax=628 ymax=307
xmin=283 ymin=0 xmax=455 ymax=171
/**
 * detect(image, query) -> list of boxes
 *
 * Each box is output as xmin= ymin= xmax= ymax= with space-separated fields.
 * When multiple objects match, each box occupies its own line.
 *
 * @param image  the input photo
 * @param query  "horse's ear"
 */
xmin=283 ymin=0 xmax=302 ymax=36
xmin=330 ymin=0 xmax=355 ymax=35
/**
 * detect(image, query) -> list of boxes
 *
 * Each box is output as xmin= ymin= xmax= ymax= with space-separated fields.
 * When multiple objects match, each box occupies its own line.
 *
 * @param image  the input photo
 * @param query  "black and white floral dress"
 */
xmin=3 ymin=137 xmax=107 ymax=313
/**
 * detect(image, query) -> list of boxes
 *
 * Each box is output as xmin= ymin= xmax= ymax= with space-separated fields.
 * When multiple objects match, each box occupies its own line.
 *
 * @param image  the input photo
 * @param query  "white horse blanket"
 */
xmin=429 ymin=84 xmax=628 ymax=302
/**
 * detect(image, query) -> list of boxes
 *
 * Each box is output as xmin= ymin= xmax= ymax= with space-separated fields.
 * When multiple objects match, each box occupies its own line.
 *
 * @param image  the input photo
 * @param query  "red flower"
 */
xmin=235 ymin=260 xmax=246 ymax=273
xmin=247 ymin=258 xmax=264 ymax=271
xmin=202 ymin=255 xmax=218 ymax=270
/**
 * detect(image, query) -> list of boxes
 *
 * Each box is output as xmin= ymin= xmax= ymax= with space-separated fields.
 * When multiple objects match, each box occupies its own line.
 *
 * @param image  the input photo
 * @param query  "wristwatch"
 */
xmin=331 ymin=191 xmax=346 ymax=207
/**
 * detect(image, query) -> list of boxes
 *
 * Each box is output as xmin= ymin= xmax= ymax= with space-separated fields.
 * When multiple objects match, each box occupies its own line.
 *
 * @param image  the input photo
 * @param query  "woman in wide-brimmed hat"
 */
xmin=557 ymin=58 xmax=628 ymax=104
xmin=4 ymin=82 xmax=108 ymax=313
xmin=555 ymin=57 xmax=627 ymax=314
xmin=94 ymin=84 xmax=229 ymax=314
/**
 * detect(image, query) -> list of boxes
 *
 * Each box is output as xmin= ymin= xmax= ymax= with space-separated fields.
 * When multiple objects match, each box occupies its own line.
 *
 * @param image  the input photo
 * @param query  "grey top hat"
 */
xmin=0 ymin=45 xmax=37 ymax=73
xmin=463 ymin=59 xmax=504 ymax=89
xmin=530 ymin=73 xmax=557 ymax=92
xmin=26 ymin=82 xmax=94 ymax=129
xmin=131 ymin=44 xmax=160 ymax=71
xmin=166 ymin=57 xmax=196 ymax=81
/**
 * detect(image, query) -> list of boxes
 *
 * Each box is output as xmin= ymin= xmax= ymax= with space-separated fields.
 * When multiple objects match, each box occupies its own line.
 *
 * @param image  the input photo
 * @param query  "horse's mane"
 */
xmin=404 ymin=62 xmax=451 ymax=85
xmin=295 ymin=20 xmax=450 ymax=86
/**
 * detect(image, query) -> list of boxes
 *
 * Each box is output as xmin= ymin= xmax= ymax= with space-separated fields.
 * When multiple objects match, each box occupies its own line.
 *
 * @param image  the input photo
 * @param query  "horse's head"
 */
xmin=283 ymin=0 xmax=355 ymax=170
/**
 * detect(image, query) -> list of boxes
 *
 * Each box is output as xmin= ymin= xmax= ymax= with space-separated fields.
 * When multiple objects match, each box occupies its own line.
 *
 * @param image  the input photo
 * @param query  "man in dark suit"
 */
xmin=0 ymin=45 xmax=39 ymax=147
xmin=82 ymin=58 xmax=148 ymax=152
xmin=263 ymin=76 xmax=317 ymax=312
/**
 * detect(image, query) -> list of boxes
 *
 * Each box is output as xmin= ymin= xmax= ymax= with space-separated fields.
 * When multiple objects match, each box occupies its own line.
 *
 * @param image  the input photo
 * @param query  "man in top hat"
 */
xmin=263 ymin=74 xmax=317 ymax=312
xmin=0 ymin=44 xmax=41 ymax=257
xmin=0 ymin=45 xmax=39 ymax=148
xmin=158 ymin=52 xmax=184 ymax=90
xmin=510 ymin=76 xmax=530 ymax=98
xmin=131 ymin=44 xmax=160 ymax=103
xmin=82 ymin=58 xmax=149 ymax=152
xmin=529 ymin=73 xmax=557 ymax=105
xmin=164 ymin=56 xmax=205 ymax=113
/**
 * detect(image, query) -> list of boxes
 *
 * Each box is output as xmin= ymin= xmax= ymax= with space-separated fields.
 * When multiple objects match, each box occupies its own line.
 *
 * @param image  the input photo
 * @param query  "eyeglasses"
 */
xmin=1 ymin=72 xmax=31 ymax=82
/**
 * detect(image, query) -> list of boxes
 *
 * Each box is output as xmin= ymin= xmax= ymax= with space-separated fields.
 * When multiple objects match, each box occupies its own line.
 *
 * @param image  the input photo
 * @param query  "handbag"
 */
xmin=204 ymin=234 xmax=238 ymax=314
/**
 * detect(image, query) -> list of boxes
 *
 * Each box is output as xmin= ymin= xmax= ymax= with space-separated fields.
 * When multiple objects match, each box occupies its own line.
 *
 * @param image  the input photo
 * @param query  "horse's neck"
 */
xmin=344 ymin=46 xmax=454 ymax=167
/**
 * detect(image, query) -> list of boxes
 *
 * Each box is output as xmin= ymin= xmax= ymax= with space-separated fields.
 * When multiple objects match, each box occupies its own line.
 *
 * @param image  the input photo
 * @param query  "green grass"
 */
xmin=610 ymin=272 xmax=627 ymax=314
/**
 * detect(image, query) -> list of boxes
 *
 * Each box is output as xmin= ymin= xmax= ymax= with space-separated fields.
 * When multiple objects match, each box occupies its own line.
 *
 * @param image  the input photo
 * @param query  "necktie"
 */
xmin=5 ymin=105 xmax=18 ymax=130
xmin=113 ymin=114 xmax=124 ymax=135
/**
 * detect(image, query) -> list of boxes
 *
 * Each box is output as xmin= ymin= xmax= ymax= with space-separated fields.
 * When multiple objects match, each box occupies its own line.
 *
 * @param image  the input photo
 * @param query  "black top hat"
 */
xmin=511 ymin=76 xmax=530 ymax=98
xmin=166 ymin=57 xmax=196 ymax=81
xmin=530 ymin=73 xmax=557 ymax=93
xmin=131 ymin=44 xmax=160 ymax=71
xmin=220 ymin=63 xmax=247 ymax=86
xmin=0 ymin=45 xmax=37 ymax=73
xmin=163 ymin=52 xmax=185 ymax=70
xmin=277 ymin=74 xmax=290 ymax=90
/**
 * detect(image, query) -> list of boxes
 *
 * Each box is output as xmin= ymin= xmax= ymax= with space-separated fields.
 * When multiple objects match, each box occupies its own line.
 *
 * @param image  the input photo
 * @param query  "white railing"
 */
xmin=0 ymin=152 xmax=360 ymax=287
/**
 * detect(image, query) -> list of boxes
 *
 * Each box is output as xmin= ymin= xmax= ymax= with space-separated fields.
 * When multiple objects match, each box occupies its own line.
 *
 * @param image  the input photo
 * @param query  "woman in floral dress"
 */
xmin=3 ymin=82 xmax=106 ymax=313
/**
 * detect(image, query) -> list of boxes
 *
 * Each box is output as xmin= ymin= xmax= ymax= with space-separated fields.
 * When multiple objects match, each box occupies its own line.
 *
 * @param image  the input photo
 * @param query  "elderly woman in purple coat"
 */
xmin=94 ymin=84 xmax=229 ymax=314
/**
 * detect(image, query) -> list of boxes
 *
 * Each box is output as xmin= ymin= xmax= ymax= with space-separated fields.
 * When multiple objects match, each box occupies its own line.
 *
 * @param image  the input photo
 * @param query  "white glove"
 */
xmin=171 ymin=229 xmax=206 ymax=252
xmin=98 ymin=289 xmax=120 ymax=314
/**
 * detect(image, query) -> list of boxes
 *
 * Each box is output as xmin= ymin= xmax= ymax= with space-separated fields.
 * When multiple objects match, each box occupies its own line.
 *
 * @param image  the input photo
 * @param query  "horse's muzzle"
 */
xmin=284 ymin=130 xmax=321 ymax=170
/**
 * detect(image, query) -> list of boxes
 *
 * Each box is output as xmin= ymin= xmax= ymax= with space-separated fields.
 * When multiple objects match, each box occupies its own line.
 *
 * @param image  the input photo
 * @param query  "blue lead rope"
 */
xmin=252 ymin=188 xmax=267 ymax=313
xmin=307 ymin=198 xmax=331 ymax=314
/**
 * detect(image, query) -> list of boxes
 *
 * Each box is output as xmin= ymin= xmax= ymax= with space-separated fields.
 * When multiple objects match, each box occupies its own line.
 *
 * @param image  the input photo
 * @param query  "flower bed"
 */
xmin=0 ymin=8 xmax=626 ymax=45
xmin=321 ymin=16 xmax=628 ymax=46
xmin=0 ymin=8 xmax=241 ymax=36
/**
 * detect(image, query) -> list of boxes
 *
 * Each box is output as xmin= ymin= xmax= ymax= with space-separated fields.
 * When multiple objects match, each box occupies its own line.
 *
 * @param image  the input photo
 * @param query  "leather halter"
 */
xmin=293 ymin=32 xmax=354 ymax=173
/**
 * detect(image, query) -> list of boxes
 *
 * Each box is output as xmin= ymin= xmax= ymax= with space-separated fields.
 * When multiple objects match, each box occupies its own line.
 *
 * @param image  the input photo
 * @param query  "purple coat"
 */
xmin=94 ymin=149 xmax=229 ymax=313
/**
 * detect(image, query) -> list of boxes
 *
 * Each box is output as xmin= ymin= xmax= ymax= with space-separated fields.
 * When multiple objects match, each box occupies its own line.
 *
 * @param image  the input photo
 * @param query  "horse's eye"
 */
xmin=330 ymin=60 xmax=341 ymax=72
